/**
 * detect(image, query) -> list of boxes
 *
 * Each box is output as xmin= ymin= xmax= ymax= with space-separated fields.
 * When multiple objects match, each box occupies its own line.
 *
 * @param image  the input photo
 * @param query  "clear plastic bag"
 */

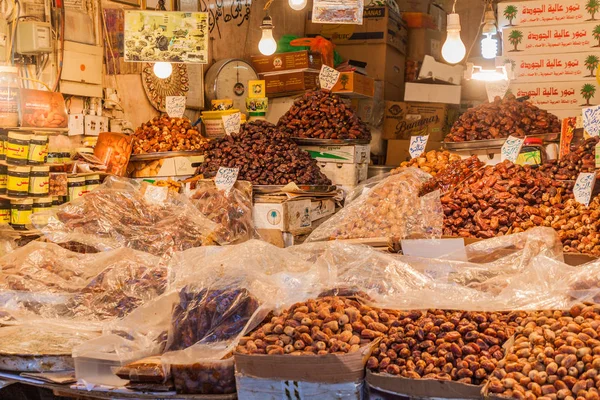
xmin=307 ymin=168 xmax=443 ymax=241
xmin=36 ymin=177 xmax=222 ymax=256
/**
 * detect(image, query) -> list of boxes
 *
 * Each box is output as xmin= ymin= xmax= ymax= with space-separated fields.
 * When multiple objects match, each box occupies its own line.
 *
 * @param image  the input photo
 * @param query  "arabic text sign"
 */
xmin=222 ymin=112 xmax=241 ymax=135
xmin=574 ymin=172 xmax=596 ymax=206
xmin=409 ymin=135 xmax=429 ymax=159
xmin=502 ymin=22 xmax=597 ymax=56
xmin=166 ymin=96 xmax=186 ymax=118
xmin=215 ymin=167 xmax=239 ymax=192
xmin=509 ymin=80 xmax=597 ymax=110
xmin=583 ymin=105 xmax=600 ymax=137
xmin=499 ymin=53 xmax=600 ymax=83
xmin=498 ymin=0 xmax=589 ymax=29
xmin=485 ymin=80 xmax=510 ymax=102
xmin=501 ymin=135 xmax=525 ymax=162
xmin=319 ymin=65 xmax=341 ymax=91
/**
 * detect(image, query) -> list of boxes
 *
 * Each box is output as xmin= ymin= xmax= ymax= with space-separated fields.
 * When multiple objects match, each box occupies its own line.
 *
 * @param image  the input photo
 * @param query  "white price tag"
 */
xmin=574 ymin=172 xmax=596 ymax=206
xmin=166 ymin=96 xmax=186 ymax=118
xmin=485 ymin=80 xmax=510 ymax=103
xmin=583 ymin=105 xmax=600 ymax=137
xmin=143 ymin=184 xmax=169 ymax=205
xmin=215 ymin=167 xmax=239 ymax=192
xmin=409 ymin=135 xmax=429 ymax=159
xmin=501 ymin=135 xmax=525 ymax=162
xmin=319 ymin=65 xmax=340 ymax=91
xmin=221 ymin=112 xmax=241 ymax=135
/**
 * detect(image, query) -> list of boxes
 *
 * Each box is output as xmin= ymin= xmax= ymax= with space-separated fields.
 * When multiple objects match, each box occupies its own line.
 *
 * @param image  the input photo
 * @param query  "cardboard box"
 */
xmin=128 ymin=155 xmax=205 ymax=178
xmin=509 ymin=80 xmax=599 ymax=110
xmin=318 ymin=162 xmax=369 ymax=186
xmin=336 ymin=43 xmax=405 ymax=83
xmin=251 ymin=51 xmax=323 ymax=74
xmin=386 ymin=139 xmax=443 ymax=165
xmin=396 ymin=0 xmax=431 ymax=13
xmin=498 ymin=53 xmax=600 ymax=83
xmin=402 ymin=12 xmax=436 ymax=29
xmin=497 ymin=0 xmax=590 ymax=29
xmin=253 ymin=198 xmax=312 ymax=233
xmin=407 ymin=28 xmax=442 ymax=62
xmin=404 ymin=82 xmax=461 ymax=104
xmin=300 ymin=144 xmax=370 ymax=164
xmin=419 ymin=55 xmax=463 ymax=85
xmin=311 ymin=198 xmax=336 ymax=222
xmin=306 ymin=6 xmax=408 ymax=54
xmin=382 ymin=80 xmax=405 ymax=101
xmin=383 ymin=101 xmax=449 ymax=141
xmin=332 ymin=72 xmax=375 ymax=98
xmin=502 ymin=23 xmax=600 ymax=55
xmin=260 ymin=70 xmax=320 ymax=96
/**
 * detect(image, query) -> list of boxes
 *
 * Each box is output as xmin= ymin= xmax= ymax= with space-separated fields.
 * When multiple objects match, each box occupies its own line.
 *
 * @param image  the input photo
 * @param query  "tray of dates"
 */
xmin=443 ymin=132 xmax=560 ymax=151
xmin=291 ymin=138 xmax=371 ymax=146
xmin=253 ymin=184 xmax=338 ymax=195
xmin=129 ymin=150 xmax=204 ymax=162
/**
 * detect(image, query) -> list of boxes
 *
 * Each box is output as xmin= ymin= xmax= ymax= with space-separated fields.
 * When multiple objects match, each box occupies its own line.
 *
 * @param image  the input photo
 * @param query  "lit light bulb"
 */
xmin=153 ymin=62 xmax=172 ymax=79
xmin=288 ymin=0 xmax=307 ymax=10
xmin=481 ymin=33 xmax=498 ymax=59
xmin=258 ymin=15 xmax=277 ymax=56
xmin=441 ymin=13 xmax=466 ymax=64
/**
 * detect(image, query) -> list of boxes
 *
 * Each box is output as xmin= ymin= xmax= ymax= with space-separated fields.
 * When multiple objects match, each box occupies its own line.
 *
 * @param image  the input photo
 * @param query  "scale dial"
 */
xmin=204 ymin=58 xmax=259 ymax=112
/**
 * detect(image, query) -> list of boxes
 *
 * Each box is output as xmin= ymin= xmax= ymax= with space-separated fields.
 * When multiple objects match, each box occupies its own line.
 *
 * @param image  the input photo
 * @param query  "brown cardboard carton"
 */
xmin=305 ymin=6 xmax=408 ymax=54
xmin=260 ymin=70 xmax=320 ymax=96
xmin=386 ymin=139 xmax=443 ymax=165
xmin=407 ymin=28 xmax=442 ymax=61
xmin=335 ymin=43 xmax=405 ymax=84
xmin=332 ymin=72 xmax=375 ymax=98
xmin=251 ymin=51 xmax=323 ymax=74
xmin=366 ymin=371 xmax=483 ymax=399
xmin=383 ymin=101 xmax=448 ymax=141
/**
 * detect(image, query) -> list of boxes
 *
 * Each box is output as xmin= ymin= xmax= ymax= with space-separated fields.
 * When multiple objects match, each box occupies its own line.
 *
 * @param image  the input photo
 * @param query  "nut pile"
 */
xmin=486 ymin=304 xmax=600 ymax=400
xmin=441 ymin=161 xmax=572 ymax=239
xmin=445 ymin=95 xmax=561 ymax=142
xmin=540 ymin=137 xmax=599 ymax=180
xmin=392 ymin=150 xmax=462 ymax=177
xmin=278 ymin=90 xmax=371 ymax=141
xmin=368 ymin=310 xmax=521 ymax=384
xmin=197 ymin=120 xmax=331 ymax=185
xmin=132 ymin=116 xmax=208 ymax=154
xmin=235 ymin=296 xmax=387 ymax=355
xmin=420 ymin=156 xmax=484 ymax=196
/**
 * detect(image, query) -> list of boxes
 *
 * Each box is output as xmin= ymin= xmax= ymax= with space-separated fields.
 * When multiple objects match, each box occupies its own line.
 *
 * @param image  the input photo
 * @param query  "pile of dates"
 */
xmin=539 ymin=137 xmax=599 ymax=180
xmin=441 ymin=161 xmax=572 ymax=238
xmin=278 ymin=90 xmax=371 ymax=141
xmin=445 ymin=95 xmax=561 ymax=142
xmin=197 ymin=120 xmax=331 ymax=185
xmin=132 ymin=116 xmax=207 ymax=154
xmin=392 ymin=150 xmax=462 ymax=177
xmin=368 ymin=310 xmax=522 ymax=385
xmin=236 ymin=296 xmax=390 ymax=355
xmin=486 ymin=304 xmax=600 ymax=400
xmin=420 ymin=155 xmax=484 ymax=196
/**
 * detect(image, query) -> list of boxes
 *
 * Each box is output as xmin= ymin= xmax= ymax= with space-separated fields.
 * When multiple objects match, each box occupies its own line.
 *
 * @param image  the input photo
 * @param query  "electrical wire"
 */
xmin=19 ymin=76 xmax=52 ymax=91
xmin=100 ymin=4 xmax=120 ymax=95
xmin=463 ymin=0 xmax=488 ymax=63
xmin=9 ymin=0 xmax=19 ymax=64
xmin=51 ymin=0 xmax=64 ymax=92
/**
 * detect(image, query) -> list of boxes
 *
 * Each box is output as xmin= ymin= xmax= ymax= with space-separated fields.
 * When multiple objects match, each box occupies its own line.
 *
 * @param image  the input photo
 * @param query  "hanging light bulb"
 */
xmin=441 ymin=13 xmax=466 ymax=64
xmin=258 ymin=14 xmax=277 ymax=56
xmin=153 ymin=62 xmax=172 ymax=79
xmin=481 ymin=8 xmax=498 ymax=59
xmin=288 ymin=0 xmax=307 ymax=11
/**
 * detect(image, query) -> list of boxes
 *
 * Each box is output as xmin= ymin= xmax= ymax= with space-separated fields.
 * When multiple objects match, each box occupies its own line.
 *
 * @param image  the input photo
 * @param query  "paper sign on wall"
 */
xmin=312 ymin=0 xmax=364 ymax=25
xmin=501 ymin=135 xmax=525 ymax=162
xmin=166 ymin=96 xmax=186 ymax=118
xmin=222 ymin=112 xmax=241 ymax=135
xmin=583 ymin=105 xmax=600 ymax=137
xmin=574 ymin=172 xmax=596 ymax=206
xmin=485 ymin=80 xmax=510 ymax=102
xmin=215 ymin=167 xmax=239 ymax=192
xmin=319 ymin=65 xmax=340 ymax=91
xmin=409 ymin=135 xmax=429 ymax=159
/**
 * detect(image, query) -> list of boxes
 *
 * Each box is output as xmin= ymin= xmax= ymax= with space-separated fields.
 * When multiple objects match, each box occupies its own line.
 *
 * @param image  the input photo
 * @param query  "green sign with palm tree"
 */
xmin=503 ymin=5 xmax=518 ymax=26
xmin=508 ymin=30 xmax=523 ymax=52
xmin=587 ymin=0 xmax=600 ymax=20
xmin=594 ymin=25 xmax=600 ymax=47
xmin=581 ymin=83 xmax=597 ymax=105
xmin=586 ymin=55 xmax=600 ymax=77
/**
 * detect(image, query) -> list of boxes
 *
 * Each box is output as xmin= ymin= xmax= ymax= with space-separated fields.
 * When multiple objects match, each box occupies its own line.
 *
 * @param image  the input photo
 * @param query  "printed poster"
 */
xmin=498 ymin=0 xmax=595 ymax=29
xmin=124 ymin=11 xmax=208 ymax=64
xmin=509 ymin=80 xmax=600 ymax=110
xmin=501 ymin=22 xmax=600 ymax=55
xmin=312 ymin=0 xmax=364 ymax=24
xmin=498 ymin=52 xmax=600 ymax=82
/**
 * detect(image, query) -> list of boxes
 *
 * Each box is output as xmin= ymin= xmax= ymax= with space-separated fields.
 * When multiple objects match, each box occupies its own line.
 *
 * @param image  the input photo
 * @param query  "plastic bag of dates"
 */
xmin=307 ymin=168 xmax=443 ymax=241
xmin=277 ymin=90 xmax=371 ymax=141
xmin=36 ymin=176 xmax=223 ymax=257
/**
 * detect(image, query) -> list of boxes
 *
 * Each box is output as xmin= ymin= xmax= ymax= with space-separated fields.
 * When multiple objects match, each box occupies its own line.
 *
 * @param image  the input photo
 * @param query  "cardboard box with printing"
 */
xmin=251 ymin=51 xmax=323 ymax=74
xmin=335 ymin=43 xmax=405 ymax=85
xmin=383 ymin=101 xmax=449 ymax=141
xmin=407 ymin=28 xmax=442 ymax=62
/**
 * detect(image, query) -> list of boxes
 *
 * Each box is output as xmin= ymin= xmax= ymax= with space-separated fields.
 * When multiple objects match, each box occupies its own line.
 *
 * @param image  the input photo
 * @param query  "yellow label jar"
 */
xmin=32 ymin=196 xmax=52 ymax=227
xmin=5 ymin=132 xmax=30 ymax=165
xmin=0 ymin=132 xmax=7 ymax=161
xmin=85 ymin=174 xmax=101 ymax=193
xmin=67 ymin=176 xmax=86 ymax=202
xmin=0 ymin=200 xmax=9 ymax=225
xmin=10 ymin=198 xmax=32 ymax=230
xmin=29 ymin=166 xmax=49 ymax=197
xmin=7 ymin=166 xmax=30 ymax=197
xmin=0 ymin=165 xmax=6 ymax=195
xmin=28 ymin=134 xmax=48 ymax=165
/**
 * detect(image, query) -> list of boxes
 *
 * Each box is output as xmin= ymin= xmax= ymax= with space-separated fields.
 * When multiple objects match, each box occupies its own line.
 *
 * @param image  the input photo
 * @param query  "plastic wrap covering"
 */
xmin=36 ymin=177 xmax=221 ymax=256
xmin=188 ymin=181 xmax=256 ymax=244
xmin=307 ymin=168 xmax=443 ymax=241
xmin=0 ymin=227 xmax=17 ymax=258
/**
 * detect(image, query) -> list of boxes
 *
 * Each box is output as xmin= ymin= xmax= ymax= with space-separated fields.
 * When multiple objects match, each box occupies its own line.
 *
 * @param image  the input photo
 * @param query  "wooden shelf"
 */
xmin=0 ymin=127 xmax=69 ymax=134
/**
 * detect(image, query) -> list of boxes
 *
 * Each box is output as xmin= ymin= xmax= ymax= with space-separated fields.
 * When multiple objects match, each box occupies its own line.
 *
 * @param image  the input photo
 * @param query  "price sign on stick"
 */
xmin=485 ymin=80 xmax=510 ymax=103
xmin=222 ymin=112 xmax=241 ymax=135
xmin=409 ymin=135 xmax=429 ymax=159
xmin=215 ymin=167 xmax=239 ymax=192
xmin=319 ymin=65 xmax=340 ymax=91
xmin=166 ymin=96 xmax=186 ymax=118
xmin=501 ymin=135 xmax=525 ymax=162
xmin=574 ymin=172 xmax=596 ymax=206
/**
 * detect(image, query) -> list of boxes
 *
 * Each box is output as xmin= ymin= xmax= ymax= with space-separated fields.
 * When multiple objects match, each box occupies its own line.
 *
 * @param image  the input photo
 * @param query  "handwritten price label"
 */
xmin=215 ymin=167 xmax=239 ymax=192
xmin=583 ymin=105 xmax=600 ymax=137
xmin=485 ymin=80 xmax=509 ymax=103
xmin=574 ymin=172 xmax=596 ymax=206
xmin=166 ymin=96 xmax=186 ymax=118
xmin=319 ymin=65 xmax=340 ymax=91
xmin=409 ymin=135 xmax=429 ymax=159
xmin=222 ymin=112 xmax=241 ymax=135
xmin=501 ymin=135 xmax=525 ymax=163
